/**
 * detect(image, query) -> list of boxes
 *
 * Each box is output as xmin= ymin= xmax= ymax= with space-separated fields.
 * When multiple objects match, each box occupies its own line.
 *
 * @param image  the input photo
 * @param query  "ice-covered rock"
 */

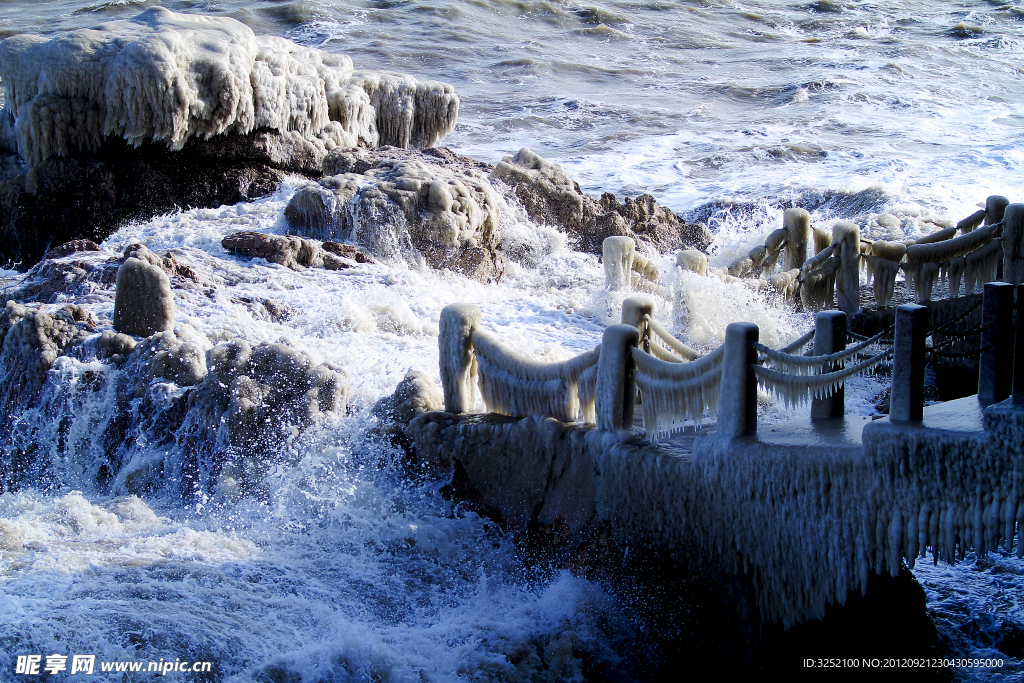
xmin=0 ymin=7 xmax=459 ymax=268
xmin=0 ymin=7 xmax=458 ymax=166
xmin=286 ymin=146 xmax=505 ymax=281
xmin=0 ymin=301 xmax=93 ymax=412
xmin=112 ymin=257 xmax=175 ymax=337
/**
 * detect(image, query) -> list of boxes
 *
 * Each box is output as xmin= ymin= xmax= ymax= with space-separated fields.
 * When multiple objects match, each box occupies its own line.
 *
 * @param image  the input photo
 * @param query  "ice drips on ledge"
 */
xmin=0 ymin=6 xmax=459 ymax=166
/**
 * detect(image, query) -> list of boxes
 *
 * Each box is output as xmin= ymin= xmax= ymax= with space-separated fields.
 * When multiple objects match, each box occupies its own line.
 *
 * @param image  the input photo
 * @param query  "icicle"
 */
xmin=947 ymin=256 xmax=966 ymax=298
xmin=472 ymin=329 xmax=598 ymax=422
xmin=752 ymin=347 xmax=891 ymax=406
xmin=812 ymin=226 xmax=832 ymax=256
xmin=630 ymin=344 xmax=725 ymax=438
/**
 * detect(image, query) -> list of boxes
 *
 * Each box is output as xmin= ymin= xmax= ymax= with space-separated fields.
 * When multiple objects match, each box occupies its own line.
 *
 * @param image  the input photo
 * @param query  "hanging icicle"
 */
xmin=753 ymin=347 xmax=892 ymax=408
xmin=755 ymin=326 xmax=891 ymax=375
xmin=630 ymin=344 xmax=725 ymax=439
xmin=472 ymin=329 xmax=599 ymax=422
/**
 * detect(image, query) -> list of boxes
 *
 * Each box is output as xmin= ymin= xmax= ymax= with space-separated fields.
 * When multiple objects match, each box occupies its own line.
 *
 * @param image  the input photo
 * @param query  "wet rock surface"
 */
xmin=493 ymin=148 xmax=714 ymax=256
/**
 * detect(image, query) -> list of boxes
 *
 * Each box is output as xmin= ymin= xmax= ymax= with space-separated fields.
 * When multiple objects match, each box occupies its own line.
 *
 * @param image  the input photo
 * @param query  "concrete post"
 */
xmin=621 ymin=296 xmax=655 ymax=353
xmin=890 ymin=304 xmax=928 ymax=422
xmin=1014 ymin=285 xmax=1024 ymax=405
xmin=621 ymin=296 xmax=655 ymax=329
xmin=783 ymin=208 xmax=811 ymax=271
xmin=439 ymin=303 xmax=482 ymax=414
xmin=718 ymin=322 xmax=759 ymax=438
xmin=811 ymin=310 xmax=847 ymax=420
xmin=979 ymin=282 xmax=1015 ymax=406
xmin=1001 ymin=204 xmax=1024 ymax=285
xmin=985 ymin=195 xmax=1009 ymax=226
xmin=603 ymin=236 xmax=636 ymax=291
xmin=595 ymin=324 xmax=640 ymax=433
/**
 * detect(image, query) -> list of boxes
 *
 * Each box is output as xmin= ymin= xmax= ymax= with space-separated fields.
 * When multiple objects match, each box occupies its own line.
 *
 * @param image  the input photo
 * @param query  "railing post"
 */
xmin=811 ymin=310 xmax=847 ymax=420
xmin=621 ymin=296 xmax=655 ymax=329
xmin=890 ymin=304 xmax=928 ymax=422
xmin=783 ymin=208 xmax=811 ymax=271
xmin=439 ymin=303 xmax=481 ymax=413
xmin=1014 ymin=284 xmax=1024 ymax=405
xmin=979 ymin=282 xmax=1015 ymax=406
xmin=718 ymin=322 xmax=759 ymax=437
xmin=603 ymin=236 xmax=636 ymax=291
xmin=833 ymin=221 xmax=861 ymax=315
xmin=985 ymin=195 xmax=1009 ymax=226
xmin=1002 ymin=203 xmax=1024 ymax=285
xmin=596 ymin=324 xmax=639 ymax=433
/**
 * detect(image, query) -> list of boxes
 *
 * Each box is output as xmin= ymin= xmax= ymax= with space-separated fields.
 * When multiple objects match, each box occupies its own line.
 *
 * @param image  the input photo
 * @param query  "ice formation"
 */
xmin=753 ymin=347 xmax=891 ymax=408
xmin=438 ymin=303 xmax=481 ymax=414
xmin=603 ymin=236 xmax=635 ymax=291
xmin=756 ymin=326 xmax=890 ymax=376
xmin=957 ymin=209 xmax=987 ymax=233
xmin=0 ymin=7 xmax=459 ymax=166
xmin=631 ymin=344 xmax=724 ymax=438
xmin=965 ymin=238 xmax=1003 ymax=294
xmin=799 ymin=245 xmax=838 ymax=311
xmin=112 ymin=256 xmax=175 ymax=337
xmin=905 ymin=224 xmax=995 ymax=264
xmin=288 ymin=150 xmax=502 ymax=263
xmin=783 ymin=208 xmax=811 ymax=270
xmin=831 ymin=221 xmax=861 ymax=314
xmin=812 ymin=226 xmax=832 ymax=255
xmin=676 ymin=249 xmax=708 ymax=276
xmin=595 ymin=324 xmax=639 ymax=433
xmin=864 ymin=240 xmax=906 ymax=307
xmin=1002 ymin=204 xmax=1024 ymax=285
xmin=473 ymin=329 xmax=599 ymax=423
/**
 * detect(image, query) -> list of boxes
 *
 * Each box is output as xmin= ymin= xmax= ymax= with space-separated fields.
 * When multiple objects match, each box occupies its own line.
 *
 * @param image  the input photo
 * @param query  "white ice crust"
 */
xmin=0 ymin=7 xmax=459 ymax=165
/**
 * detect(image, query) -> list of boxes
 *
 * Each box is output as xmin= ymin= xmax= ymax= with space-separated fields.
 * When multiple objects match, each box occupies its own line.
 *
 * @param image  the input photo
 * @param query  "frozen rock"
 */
xmin=0 ymin=7 xmax=459 ymax=268
xmin=222 ymin=231 xmax=361 ymax=271
xmin=112 ymin=257 xmax=175 ymax=337
xmin=372 ymin=370 xmax=444 ymax=426
xmin=0 ymin=301 xmax=92 ymax=411
xmin=286 ymin=146 xmax=505 ymax=281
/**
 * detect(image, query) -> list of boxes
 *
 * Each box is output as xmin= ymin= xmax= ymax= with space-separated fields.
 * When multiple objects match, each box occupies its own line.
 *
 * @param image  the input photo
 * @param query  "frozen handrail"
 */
xmin=631 ymin=344 xmax=725 ymax=439
xmin=473 ymin=328 xmax=599 ymax=423
xmin=755 ymin=325 xmax=893 ymax=375
xmin=753 ymin=347 xmax=892 ymax=408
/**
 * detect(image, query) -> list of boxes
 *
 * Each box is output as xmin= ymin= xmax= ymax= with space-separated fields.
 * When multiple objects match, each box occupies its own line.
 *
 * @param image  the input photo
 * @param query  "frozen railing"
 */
xmin=612 ymin=196 xmax=1024 ymax=315
xmin=440 ymin=281 xmax=1022 ymax=436
xmin=438 ymin=303 xmax=599 ymax=423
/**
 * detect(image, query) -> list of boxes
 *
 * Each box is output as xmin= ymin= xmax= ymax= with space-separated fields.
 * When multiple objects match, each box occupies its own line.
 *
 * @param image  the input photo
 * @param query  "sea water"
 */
xmin=0 ymin=1 xmax=1022 ymax=679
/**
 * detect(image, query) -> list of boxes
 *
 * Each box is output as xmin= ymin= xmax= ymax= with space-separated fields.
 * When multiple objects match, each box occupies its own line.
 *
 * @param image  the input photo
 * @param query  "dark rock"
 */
xmin=322 ymin=241 xmax=378 ymax=264
xmin=222 ymin=231 xmax=361 ymax=271
xmin=493 ymin=148 xmax=714 ymax=256
xmin=42 ymin=239 xmax=101 ymax=260
xmin=0 ymin=132 xmax=300 ymax=269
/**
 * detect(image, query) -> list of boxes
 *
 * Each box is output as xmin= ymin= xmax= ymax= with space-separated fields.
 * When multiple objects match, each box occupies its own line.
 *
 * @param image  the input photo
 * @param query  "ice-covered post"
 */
xmin=621 ymin=296 xmax=655 ymax=352
xmin=439 ymin=303 xmax=481 ymax=414
xmin=978 ymin=282 xmax=1015 ymax=406
xmin=595 ymin=324 xmax=639 ymax=434
xmin=986 ymin=195 xmax=1010 ymax=226
xmin=783 ymin=208 xmax=811 ymax=271
xmin=603 ymin=236 xmax=636 ymax=291
xmin=1014 ymin=284 xmax=1024 ymax=405
xmin=811 ymin=311 xmax=847 ymax=420
xmin=832 ymin=221 xmax=861 ymax=315
xmin=718 ymin=322 xmax=759 ymax=437
xmin=890 ymin=304 xmax=927 ymax=422
xmin=1001 ymin=204 xmax=1024 ymax=285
